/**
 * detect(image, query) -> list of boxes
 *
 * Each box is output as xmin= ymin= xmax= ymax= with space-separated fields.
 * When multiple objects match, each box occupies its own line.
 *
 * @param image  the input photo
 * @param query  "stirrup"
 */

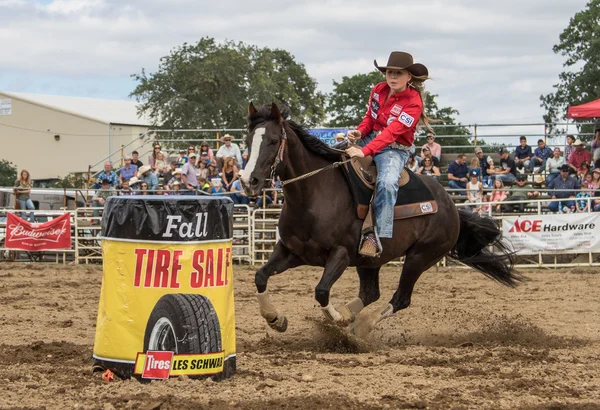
xmin=359 ymin=231 xmax=382 ymax=258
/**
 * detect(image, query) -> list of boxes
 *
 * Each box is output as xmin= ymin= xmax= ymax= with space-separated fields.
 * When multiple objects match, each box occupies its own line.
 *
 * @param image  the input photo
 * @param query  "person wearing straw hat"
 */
xmin=344 ymin=51 xmax=432 ymax=257
xmin=216 ymin=134 xmax=242 ymax=166
xmin=567 ymin=139 xmax=591 ymax=173
xmin=138 ymin=165 xmax=158 ymax=191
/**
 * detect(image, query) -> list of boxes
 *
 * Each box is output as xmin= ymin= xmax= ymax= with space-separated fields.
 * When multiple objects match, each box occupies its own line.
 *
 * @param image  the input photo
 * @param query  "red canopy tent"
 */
xmin=567 ymin=99 xmax=600 ymax=118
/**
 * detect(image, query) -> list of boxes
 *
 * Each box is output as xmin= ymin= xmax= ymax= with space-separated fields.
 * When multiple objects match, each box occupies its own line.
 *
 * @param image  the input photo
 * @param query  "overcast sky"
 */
xmin=0 ymin=0 xmax=589 ymax=138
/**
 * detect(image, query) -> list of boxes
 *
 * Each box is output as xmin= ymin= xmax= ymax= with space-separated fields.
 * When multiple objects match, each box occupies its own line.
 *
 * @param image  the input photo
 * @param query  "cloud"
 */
xmin=0 ymin=0 xmax=590 ymax=128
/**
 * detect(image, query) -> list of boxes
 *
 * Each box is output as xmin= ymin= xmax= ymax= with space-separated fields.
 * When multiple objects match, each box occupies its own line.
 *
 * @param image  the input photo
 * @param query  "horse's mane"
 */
xmin=248 ymin=104 xmax=342 ymax=161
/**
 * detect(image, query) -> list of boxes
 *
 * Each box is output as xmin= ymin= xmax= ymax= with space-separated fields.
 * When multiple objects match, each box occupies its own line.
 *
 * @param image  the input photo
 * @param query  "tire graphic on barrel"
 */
xmin=143 ymin=294 xmax=222 ymax=354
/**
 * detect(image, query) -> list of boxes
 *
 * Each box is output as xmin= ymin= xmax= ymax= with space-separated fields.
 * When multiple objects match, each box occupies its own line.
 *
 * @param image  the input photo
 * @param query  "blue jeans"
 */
xmin=529 ymin=157 xmax=546 ymax=172
xmin=231 ymin=193 xmax=249 ymax=205
xmin=448 ymin=180 xmax=467 ymax=195
xmin=548 ymin=199 xmax=575 ymax=213
xmin=482 ymin=176 xmax=493 ymax=188
xmin=495 ymin=173 xmax=517 ymax=184
xmin=18 ymin=199 xmax=35 ymax=222
xmin=546 ymin=172 xmax=559 ymax=185
xmin=359 ymin=132 xmax=409 ymax=238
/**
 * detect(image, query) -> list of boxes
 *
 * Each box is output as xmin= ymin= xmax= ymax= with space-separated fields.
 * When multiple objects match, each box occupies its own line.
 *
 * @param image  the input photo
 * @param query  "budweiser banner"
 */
xmin=5 ymin=213 xmax=71 ymax=251
xmin=502 ymin=214 xmax=600 ymax=255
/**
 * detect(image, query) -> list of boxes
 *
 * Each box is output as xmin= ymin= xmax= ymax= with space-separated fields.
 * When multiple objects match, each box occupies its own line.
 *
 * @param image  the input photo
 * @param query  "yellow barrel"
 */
xmin=93 ymin=196 xmax=236 ymax=380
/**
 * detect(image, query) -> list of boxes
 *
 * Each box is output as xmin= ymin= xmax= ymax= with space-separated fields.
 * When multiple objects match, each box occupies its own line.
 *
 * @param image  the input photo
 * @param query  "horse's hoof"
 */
xmin=268 ymin=315 xmax=288 ymax=332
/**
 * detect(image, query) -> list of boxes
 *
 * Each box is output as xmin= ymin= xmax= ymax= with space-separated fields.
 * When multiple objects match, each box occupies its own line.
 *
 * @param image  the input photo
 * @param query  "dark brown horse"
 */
xmin=240 ymin=103 xmax=520 ymax=333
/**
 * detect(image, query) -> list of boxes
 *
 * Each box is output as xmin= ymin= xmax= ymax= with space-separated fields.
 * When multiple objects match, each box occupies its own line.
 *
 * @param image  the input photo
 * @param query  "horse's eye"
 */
xmin=269 ymin=138 xmax=279 ymax=146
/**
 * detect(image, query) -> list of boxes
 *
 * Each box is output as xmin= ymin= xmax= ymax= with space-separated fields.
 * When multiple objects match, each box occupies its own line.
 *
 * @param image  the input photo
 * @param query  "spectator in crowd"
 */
xmin=488 ymin=179 xmax=508 ymax=214
xmin=167 ymin=168 xmax=183 ymax=187
xmin=199 ymin=141 xmax=215 ymax=162
xmin=177 ymin=149 xmax=188 ymax=169
xmin=406 ymin=153 xmax=419 ymax=173
xmin=416 ymin=157 xmax=440 ymax=182
xmin=545 ymin=147 xmax=564 ymax=185
xmin=119 ymin=179 xmax=135 ymax=196
xmin=568 ymin=139 xmax=591 ymax=173
xmin=230 ymin=178 xmax=250 ymax=205
xmin=207 ymin=161 xmax=220 ymax=181
xmin=576 ymin=183 xmax=592 ymax=213
xmin=162 ymin=161 xmax=178 ymax=185
xmin=92 ymin=179 xmax=115 ymax=221
xmin=128 ymin=176 xmax=140 ymax=191
xmin=216 ymin=134 xmax=242 ymax=167
xmin=582 ymin=171 xmax=594 ymax=190
xmin=242 ymin=148 xmax=249 ymax=169
xmin=95 ymin=162 xmax=119 ymax=189
xmin=590 ymin=168 xmax=600 ymax=195
xmin=256 ymin=180 xmax=277 ymax=208
xmin=465 ymin=171 xmax=483 ymax=214
xmin=592 ymin=126 xmax=600 ymax=162
xmin=198 ymin=177 xmax=211 ymax=193
xmin=138 ymin=181 xmax=150 ymax=195
xmin=564 ymin=135 xmax=576 ymax=170
xmin=421 ymin=132 xmax=441 ymax=160
xmin=156 ymin=183 xmax=170 ymax=196
xmin=138 ymin=165 xmax=158 ymax=191
xmin=170 ymin=180 xmax=182 ymax=194
xmin=530 ymin=139 xmax=553 ymax=173
xmin=421 ymin=146 xmax=440 ymax=167
xmin=197 ymin=160 xmax=209 ymax=180
xmin=221 ymin=156 xmax=239 ymax=191
xmin=578 ymin=161 xmax=591 ymax=183
xmin=131 ymin=151 xmax=143 ymax=168
xmin=149 ymin=143 xmax=162 ymax=168
xmin=547 ymin=164 xmax=579 ymax=213
xmin=187 ymin=145 xmax=197 ymax=159
xmin=119 ymin=156 xmax=137 ymax=185
xmin=474 ymin=147 xmax=493 ymax=188
xmin=153 ymin=151 xmax=168 ymax=177
xmin=503 ymin=174 xmax=536 ymax=213
xmin=210 ymin=178 xmax=226 ymax=194
xmin=13 ymin=169 xmax=35 ymax=222
xmin=490 ymin=148 xmax=517 ymax=184
xmin=181 ymin=152 xmax=199 ymax=193
xmin=198 ymin=150 xmax=211 ymax=168
xmin=467 ymin=156 xmax=481 ymax=180
xmin=447 ymin=153 xmax=468 ymax=194
xmin=514 ymin=136 xmax=532 ymax=171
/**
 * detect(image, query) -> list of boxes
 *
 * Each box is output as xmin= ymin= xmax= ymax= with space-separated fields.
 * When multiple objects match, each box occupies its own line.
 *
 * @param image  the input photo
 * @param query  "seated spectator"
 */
xmin=406 ymin=154 xmax=419 ymax=172
xmin=547 ymin=165 xmax=579 ymax=213
xmin=168 ymin=168 xmax=183 ymax=187
xmin=578 ymin=161 xmax=590 ymax=183
xmin=162 ymin=161 xmax=178 ymax=184
xmin=207 ymin=161 xmax=220 ymax=181
xmin=92 ymin=179 xmax=115 ymax=221
xmin=187 ymin=145 xmax=197 ymax=160
xmin=530 ymin=139 xmax=552 ymax=173
xmin=119 ymin=156 xmax=138 ymax=185
xmin=198 ymin=177 xmax=211 ymax=193
xmin=216 ymin=134 xmax=242 ymax=167
xmin=210 ymin=178 xmax=226 ymax=194
xmin=119 ymin=179 xmax=135 ymax=196
xmin=242 ymin=148 xmax=249 ymax=169
xmin=199 ymin=141 xmax=215 ymax=162
xmin=575 ymin=183 xmax=592 ymax=213
xmin=156 ymin=183 xmax=170 ymax=196
xmin=568 ymin=139 xmax=591 ymax=174
xmin=447 ymin=153 xmax=468 ymax=195
xmin=590 ymin=168 xmax=600 ymax=195
xmin=474 ymin=147 xmax=493 ymax=188
xmin=416 ymin=157 xmax=440 ymax=182
xmin=467 ymin=156 xmax=481 ymax=181
xmin=170 ymin=180 xmax=182 ymax=194
xmin=198 ymin=150 xmax=211 ymax=169
xmin=131 ymin=150 xmax=143 ymax=168
xmin=503 ymin=174 xmax=536 ymax=213
xmin=197 ymin=160 xmax=209 ymax=180
xmin=514 ymin=136 xmax=532 ymax=171
xmin=138 ymin=165 xmax=158 ymax=191
xmin=489 ymin=148 xmax=517 ymax=184
xmin=94 ymin=162 xmax=119 ymax=189
xmin=488 ymin=179 xmax=508 ymax=214
xmin=256 ymin=180 xmax=276 ymax=208
xmin=148 ymin=143 xmax=162 ymax=168
xmin=153 ymin=151 xmax=168 ymax=177
xmin=421 ymin=132 xmax=441 ymax=160
xmin=464 ymin=171 xmax=483 ymax=214
xmin=221 ymin=156 xmax=239 ymax=191
xmin=177 ymin=149 xmax=188 ymax=169
xmin=421 ymin=146 xmax=440 ymax=167
xmin=592 ymin=126 xmax=600 ymax=162
xmin=138 ymin=181 xmax=150 ymax=195
xmin=545 ymin=147 xmax=564 ymax=185
xmin=128 ymin=176 xmax=140 ymax=191
xmin=583 ymin=171 xmax=594 ymax=190
xmin=230 ymin=178 xmax=250 ymax=205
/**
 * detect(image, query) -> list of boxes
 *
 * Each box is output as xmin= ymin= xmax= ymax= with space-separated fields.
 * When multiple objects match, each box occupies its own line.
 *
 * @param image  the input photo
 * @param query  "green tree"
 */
xmin=326 ymin=70 xmax=383 ymax=126
xmin=0 ymin=159 xmax=17 ymax=187
xmin=540 ymin=0 xmax=600 ymax=136
xmin=130 ymin=37 xmax=326 ymax=135
xmin=54 ymin=173 xmax=89 ymax=189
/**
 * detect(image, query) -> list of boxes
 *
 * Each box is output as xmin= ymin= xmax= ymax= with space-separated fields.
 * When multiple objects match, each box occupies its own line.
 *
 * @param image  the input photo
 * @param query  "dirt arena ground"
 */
xmin=1 ymin=263 xmax=599 ymax=410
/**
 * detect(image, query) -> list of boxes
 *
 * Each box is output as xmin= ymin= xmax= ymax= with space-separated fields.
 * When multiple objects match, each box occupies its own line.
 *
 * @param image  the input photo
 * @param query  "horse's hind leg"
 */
xmin=256 ymin=241 xmax=304 ymax=332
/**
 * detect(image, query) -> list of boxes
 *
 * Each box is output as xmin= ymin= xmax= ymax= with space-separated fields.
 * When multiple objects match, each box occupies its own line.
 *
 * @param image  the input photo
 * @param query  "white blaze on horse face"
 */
xmin=240 ymin=126 xmax=266 ymax=184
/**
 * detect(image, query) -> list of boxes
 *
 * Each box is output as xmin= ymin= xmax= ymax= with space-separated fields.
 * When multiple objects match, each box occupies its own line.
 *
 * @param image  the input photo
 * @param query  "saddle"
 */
xmin=341 ymin=154 xmax=438 ymax=220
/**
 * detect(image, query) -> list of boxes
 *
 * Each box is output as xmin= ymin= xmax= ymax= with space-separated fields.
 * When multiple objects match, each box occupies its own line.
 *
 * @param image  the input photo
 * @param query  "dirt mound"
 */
xmin=0 ymin=341 xmax=92 ymax=366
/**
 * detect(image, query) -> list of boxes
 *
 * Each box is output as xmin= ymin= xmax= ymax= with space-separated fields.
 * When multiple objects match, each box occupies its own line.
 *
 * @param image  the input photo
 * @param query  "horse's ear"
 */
xmin=271 ymin=102 xmax=283 ymax=124
xmin=248 ymin=102 xmax=257 ymax=115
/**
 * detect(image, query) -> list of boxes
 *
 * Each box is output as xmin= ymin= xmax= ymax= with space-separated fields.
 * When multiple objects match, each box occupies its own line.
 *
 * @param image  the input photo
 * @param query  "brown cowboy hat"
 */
xmin=374 ymin=52 xmax=428 ymax=77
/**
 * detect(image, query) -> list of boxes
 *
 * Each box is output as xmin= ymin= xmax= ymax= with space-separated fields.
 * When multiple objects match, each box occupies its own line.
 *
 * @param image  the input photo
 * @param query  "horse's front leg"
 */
xmin=256 ymin=241 xmax=303 ymax=332
xmin=315 ymin=246 xmax=356 ymax=326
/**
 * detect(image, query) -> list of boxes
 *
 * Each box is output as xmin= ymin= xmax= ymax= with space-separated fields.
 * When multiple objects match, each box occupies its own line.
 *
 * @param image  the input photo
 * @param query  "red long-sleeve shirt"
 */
xmin=357 ymin=82 xmax=423 ymax=157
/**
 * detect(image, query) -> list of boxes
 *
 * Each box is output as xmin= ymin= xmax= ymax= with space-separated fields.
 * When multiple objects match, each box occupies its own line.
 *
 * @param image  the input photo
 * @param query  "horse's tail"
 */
xmin=449 ymin=209 xmax=523 ymax=287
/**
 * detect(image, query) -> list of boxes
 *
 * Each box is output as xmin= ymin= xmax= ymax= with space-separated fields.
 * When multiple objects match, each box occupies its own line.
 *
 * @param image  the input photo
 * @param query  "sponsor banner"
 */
xmin=5 ymin=213 xmax=71 ymax=250
xmin=502 ymin=214 xmax=600 ymax=254
xmin=93 ymin=197 xmax=236 ymax=380
xmin=134 ymin=352 xmax=225 ymax=378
